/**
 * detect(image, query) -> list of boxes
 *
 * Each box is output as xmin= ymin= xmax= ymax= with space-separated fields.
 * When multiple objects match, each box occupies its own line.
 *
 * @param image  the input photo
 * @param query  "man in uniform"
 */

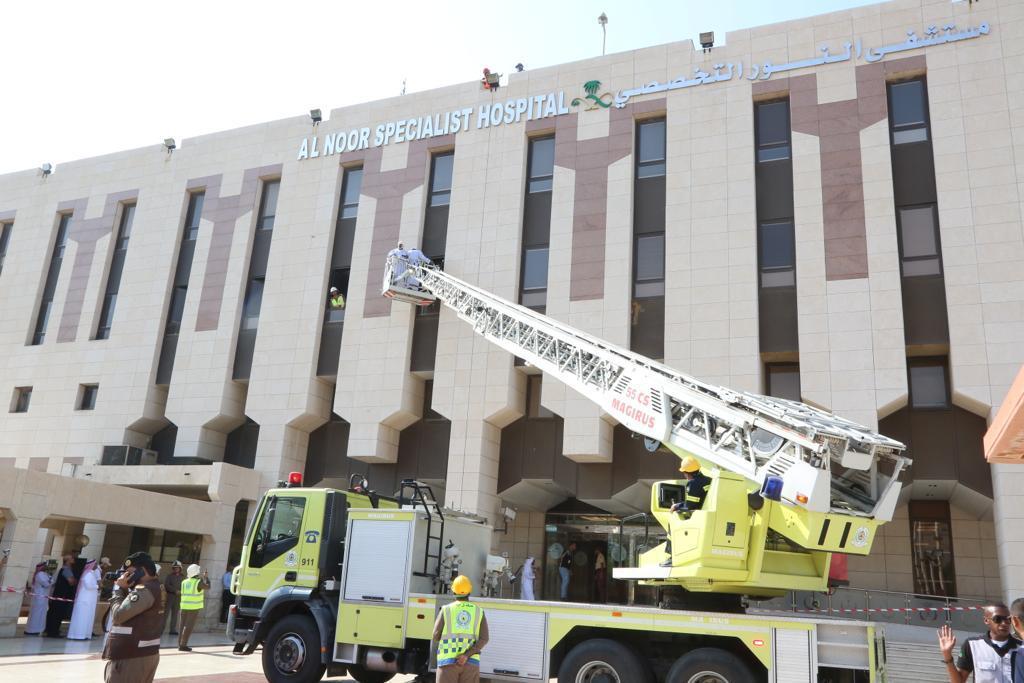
xmin=178 ymin=563 xmax=210 ymax=651
xmin=432 ymin=575 xmax=489 ymax=683
xmin=162 ymin=560 xmax=183 ymax=635
xmin=938 ymin=603 xmax=1022 ymax=682
xmin=661 ymin=456 xmax=713 ymax=567
xmin=102 ymin=551 xmax=162 ymax=683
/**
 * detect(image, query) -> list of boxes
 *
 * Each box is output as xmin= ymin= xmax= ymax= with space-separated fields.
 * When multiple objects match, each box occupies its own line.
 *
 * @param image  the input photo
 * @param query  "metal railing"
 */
xmin=750 ymin=586 xmax=994 ymax=631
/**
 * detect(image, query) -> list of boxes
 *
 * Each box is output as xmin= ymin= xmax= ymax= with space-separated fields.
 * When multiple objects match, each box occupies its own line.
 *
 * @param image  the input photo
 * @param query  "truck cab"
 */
xmin=228 ymin=474 xmax=397 ymax=682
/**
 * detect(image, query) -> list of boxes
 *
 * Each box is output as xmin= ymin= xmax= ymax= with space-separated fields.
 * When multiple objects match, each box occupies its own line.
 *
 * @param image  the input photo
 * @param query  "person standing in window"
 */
xmin=559 ymin=542 xmax=576 ymax=601
xmin=328 ymin=287 xmax=345 ymax=310
xmin=593 ymin=549 xmax=607 ymax=603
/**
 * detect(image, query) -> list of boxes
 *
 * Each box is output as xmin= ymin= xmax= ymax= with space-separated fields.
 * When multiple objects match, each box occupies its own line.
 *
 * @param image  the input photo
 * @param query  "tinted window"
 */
xmin=635 ymin=234 xmax=665 ymax=281
xmin=242 ymin=279 xmax=264 ymax=329
xmin=760 ymin=222 xmax=795 ymax=269
xmin=899 ymin=206 xmax=938 ymax=258
xmin=909 ymin=360 xmax=948 ymax=409
xmin=79 ymin=385 xmax=98 ymax=410
xmin=166 ymin=286 xmax=187 ymax=334
xmin=522 ymin=247 xmax=549 ymax=290
xmin=638 ymin=120 xmax=666 ymax=163
xmin=185 ymin=192 xmax=205 ymax=240
xmin=0 ymin=222 xmax=13 ymax=275
xmin=12 ymin=387 xmax=32 ymax=413
xmin=767 ymin=364 xmax=801 ymax=401
xmin=249 ymin=496 xmax=307 ymax=568
xmin=757 ymin=101 xmax=790 ymax=146
xmin=257 ymin=181 xmax=280 ymax=230
xmin=528 ymin=137 xmax=555 ymax=193
xmin=430 ymin=153 xmax=454 ymax=206
xmin=341 ymin=168 xmax=363 ymax=218
xmin=890 ymin=81 xmax=927 ymax=128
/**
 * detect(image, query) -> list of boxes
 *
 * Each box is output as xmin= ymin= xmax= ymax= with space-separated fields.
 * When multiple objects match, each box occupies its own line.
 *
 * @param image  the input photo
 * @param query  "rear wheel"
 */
xmin=261 ymin=614 xmax=326 ymax=683
xmin=345 ymin=665 xmax=395 ymax=683
xmin=666 ymin=647 xmax=754 ymax=683
xmin=557 ymin=638 xmax=653 ymax=683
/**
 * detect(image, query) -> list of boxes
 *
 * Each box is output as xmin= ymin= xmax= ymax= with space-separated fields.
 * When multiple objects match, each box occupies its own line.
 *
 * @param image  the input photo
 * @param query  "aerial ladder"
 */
xmin=383 ymin=256 xmax=909 ymax=597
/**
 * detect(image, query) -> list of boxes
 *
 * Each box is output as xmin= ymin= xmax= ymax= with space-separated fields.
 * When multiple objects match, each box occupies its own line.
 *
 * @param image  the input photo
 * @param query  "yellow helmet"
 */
xmin=451 ymin=575 xmax=473 ymax=596
xmin=679 ymin=456 xmax=700 ymax=473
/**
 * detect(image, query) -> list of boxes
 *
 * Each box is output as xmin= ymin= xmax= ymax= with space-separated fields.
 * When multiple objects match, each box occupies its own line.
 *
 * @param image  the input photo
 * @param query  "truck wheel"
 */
xmin=557 ymin=638 xmax=653 ymax=683
xmin=345 ymin=665 xmax=394 ymax=683
xmin=261 ymin=614 xmax=326 ymax=683
xmin=666 ymin=647 xmax=754 ymax=683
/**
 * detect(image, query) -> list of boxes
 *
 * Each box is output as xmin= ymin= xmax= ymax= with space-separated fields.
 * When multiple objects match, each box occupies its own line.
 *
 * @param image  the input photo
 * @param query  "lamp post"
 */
xmin=598 ymin=12 xmax=608 ymax=56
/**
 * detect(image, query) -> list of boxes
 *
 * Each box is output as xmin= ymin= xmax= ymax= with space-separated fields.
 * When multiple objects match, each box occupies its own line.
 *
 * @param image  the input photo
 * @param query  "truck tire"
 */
xmin=261 ymin=614 xmax=326 ymax=683
xmin=345 ymin=665 xmax=394 ymax=683
xmin=557 ymin=638 xmax=653 ymax=683
xmin=666 ymin=647 xmax=754 ymax=683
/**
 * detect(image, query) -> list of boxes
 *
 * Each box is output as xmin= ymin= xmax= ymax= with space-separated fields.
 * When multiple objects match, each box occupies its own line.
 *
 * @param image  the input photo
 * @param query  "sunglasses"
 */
xmin=990 ymin=615 xmax=1011 ymax=624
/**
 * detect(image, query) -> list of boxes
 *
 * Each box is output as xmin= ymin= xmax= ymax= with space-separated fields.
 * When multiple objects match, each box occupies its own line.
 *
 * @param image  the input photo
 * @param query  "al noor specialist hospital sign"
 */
xmin=296 ymin=21 xmax=990 ymax=162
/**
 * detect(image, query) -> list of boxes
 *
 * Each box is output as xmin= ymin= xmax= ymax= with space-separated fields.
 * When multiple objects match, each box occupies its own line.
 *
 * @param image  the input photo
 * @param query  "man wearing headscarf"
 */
xmin=520 ymin=557 xmax=536 ymax=601
xmin=25 ymin=561 xmax=51 ymax=635
xmin=67 ymin=559 xmax=100 ymax=639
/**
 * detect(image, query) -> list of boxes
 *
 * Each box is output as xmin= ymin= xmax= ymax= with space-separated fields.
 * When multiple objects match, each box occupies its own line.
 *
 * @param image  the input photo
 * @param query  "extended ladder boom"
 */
xmin=384 ymin=257 xmax=909 ymax=522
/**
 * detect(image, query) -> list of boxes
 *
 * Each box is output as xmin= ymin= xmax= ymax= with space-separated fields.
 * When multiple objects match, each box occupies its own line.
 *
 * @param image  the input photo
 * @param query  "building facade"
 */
xmin=1 ymin=0 xmax=1023 ymax=621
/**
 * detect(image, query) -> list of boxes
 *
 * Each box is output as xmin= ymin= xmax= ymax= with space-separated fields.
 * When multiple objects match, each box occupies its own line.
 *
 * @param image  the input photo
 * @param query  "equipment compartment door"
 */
xmin=343 ymin=519 xmax=412 ymax=603
xmin=478 ymin=608 xmax=547 ymax=680
xmin=773 ymin=627 xmax=814 ymax=682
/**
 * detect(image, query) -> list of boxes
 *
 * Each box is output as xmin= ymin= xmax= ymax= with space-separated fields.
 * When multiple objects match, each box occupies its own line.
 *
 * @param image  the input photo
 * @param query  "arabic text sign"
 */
xmin=613 ymin=22 xmax=990 ymax=108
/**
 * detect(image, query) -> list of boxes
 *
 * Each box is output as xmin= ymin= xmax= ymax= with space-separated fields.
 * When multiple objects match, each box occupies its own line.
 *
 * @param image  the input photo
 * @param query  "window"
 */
xmin=766 ymin=363 xmax=801 ymax=401
xmin=11 ymin=386 xmax=31 ymax=413
xmin=325 ymin=268 xmax=350 ymax=322
xmin=636 ymin=119 xmax=666 ymax=178
xmin=909 ymin=501 xmax=956 ymax=597
xmin=0 ymin=222 xmax=12 ymax=276
xmin=241 ymin=278 xmax=265 ymax=330
xmin=77 ymin=384 xmax=98 ymax=410
xmin=908 ymin=357 xmax=949 ymax=409
xmin=889 ymin=79 xmax=929 ymax=145
xmin=96 ymin=203 xmax=136 ymax=339
xmin=32 ymin=214 xmax=72 ymax=345
xmin=634 ymin=234 xmax=665 ymax=297
xmin=527 ymin=137 xmax=555 ymax=193
xmin=256 ymin=180 xmax=280 ymax=230
xmin=165 ymin=286 xmax=188 ymax=334
xmin=429 ymin=152 xmax=454 ymax=206
xmin=526 ymin=375 xmax=555 ymax=418
xmin=897 ymin=205 xmax=941 ymax=277
xmin=758 ymin=221 xmax=796 ymax=287
xmin=756 ymin=100 xmax=791 ymax=162
xmin=184 ymin=192 xmax=205 ymax=240
xmin=340 ymin=168 xmax=363 ymax=219
xmin=249 ymin=496 xmax=307 ymax=568
xmin=521 ymin=247 xmax=549 ymax=293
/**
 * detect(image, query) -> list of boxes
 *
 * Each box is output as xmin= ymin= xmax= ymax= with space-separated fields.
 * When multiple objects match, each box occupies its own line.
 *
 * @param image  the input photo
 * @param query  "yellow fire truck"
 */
xmin=226 ymin=257 xmax=907 ymax=682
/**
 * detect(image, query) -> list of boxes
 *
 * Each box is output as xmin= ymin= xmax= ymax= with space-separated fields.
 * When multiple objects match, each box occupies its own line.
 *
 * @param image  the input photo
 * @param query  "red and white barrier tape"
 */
xmin=1 ymin=586 xmax=77 ymax=603
xmin=752 ymin=605 xmax=985 ymax=615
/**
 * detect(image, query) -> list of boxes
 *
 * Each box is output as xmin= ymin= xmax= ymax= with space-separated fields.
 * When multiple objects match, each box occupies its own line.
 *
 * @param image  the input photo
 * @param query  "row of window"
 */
xmin=9 ymin=383 xmax=98 ymax=413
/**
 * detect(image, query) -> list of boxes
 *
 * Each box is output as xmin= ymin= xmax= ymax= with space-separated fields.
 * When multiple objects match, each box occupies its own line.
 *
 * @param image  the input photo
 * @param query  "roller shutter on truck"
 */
xmin=343 ymin=519 xmax=411 ymax=603
xmin=773 ymin=627 xmax=814 ymax=682
xmin=478 ymin=609 xmax=547 ymax=680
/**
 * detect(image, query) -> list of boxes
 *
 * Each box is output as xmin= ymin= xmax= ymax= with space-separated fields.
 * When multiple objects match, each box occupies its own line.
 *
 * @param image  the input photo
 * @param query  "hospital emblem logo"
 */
xmin=571 ymin=80 xmax=613 ymax=111
xmin=455 ymin=610 xmax=472 ymax=628
xmin=852 ymin=526 xmax=870 ymax=548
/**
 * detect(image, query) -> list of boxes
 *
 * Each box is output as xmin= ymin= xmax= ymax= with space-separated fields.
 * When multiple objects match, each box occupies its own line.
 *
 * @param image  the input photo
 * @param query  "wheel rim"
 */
xmin=575 ymin=660 xmax=621 ymax=683
xmin=687 ymin=672 xmax=729 ymax=683
xmin=273 ymin=632 xmax=307 ymax=674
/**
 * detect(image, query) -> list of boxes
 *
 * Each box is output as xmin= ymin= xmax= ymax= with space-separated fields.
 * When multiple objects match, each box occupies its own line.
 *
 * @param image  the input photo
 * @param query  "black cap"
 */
xmin=123 ymin=551 xmax=157 ymax=574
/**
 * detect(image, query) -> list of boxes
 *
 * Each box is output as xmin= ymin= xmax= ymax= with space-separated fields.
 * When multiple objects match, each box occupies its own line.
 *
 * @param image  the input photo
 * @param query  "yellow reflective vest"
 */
xmin=437 ymin=600 xmax=482 ymax=667
xmin=180 ymin=577 xmax=204 ymax=611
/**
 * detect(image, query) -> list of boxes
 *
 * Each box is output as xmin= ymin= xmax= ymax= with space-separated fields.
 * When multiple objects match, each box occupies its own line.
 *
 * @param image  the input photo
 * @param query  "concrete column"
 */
xmin=196 ymin=501 xmax=239 ymax=633
xmin=0 ymin=512 xmax=43 ymax=636
xmin=80 ymin=523 xmax=107 ymax=562
xmin=992 ymin=463 xmax=1024 ymax=605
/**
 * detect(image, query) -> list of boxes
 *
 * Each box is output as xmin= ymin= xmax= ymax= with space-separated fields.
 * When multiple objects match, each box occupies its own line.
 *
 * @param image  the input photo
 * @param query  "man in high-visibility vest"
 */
xmin=177 ymin=564 xmax=210 ymax=652
xmin=328 ymin=286 xmax=345 ymax=310
xmin=431 ymin=575 xmax=490 ymax=682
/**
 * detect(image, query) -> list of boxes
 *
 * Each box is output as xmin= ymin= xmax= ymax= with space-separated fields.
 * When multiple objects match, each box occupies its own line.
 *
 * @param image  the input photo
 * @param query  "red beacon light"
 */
xmin=288 ymin=472 xmax=303 ymax=487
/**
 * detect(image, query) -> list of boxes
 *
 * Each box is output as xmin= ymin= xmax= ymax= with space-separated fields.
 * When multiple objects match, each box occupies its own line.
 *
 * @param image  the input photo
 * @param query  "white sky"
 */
xmin=0 ymin=0 xmax=878 ymax=175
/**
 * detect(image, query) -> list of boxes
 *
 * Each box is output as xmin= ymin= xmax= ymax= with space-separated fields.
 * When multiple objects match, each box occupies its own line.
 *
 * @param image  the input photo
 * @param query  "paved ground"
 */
xmin=0 ymin=630 xmax=418 ymax=682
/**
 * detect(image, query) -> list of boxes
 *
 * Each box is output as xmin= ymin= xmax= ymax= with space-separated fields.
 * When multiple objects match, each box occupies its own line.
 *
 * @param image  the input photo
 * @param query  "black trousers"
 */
xmin=44 ymin=600 xmax=72 ymax=636
xmin=220 ymin=589 xmax=233 ymax=623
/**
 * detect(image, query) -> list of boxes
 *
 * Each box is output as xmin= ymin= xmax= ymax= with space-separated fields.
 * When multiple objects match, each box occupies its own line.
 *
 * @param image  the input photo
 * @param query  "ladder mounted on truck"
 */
xmin=384 ymin=256 xmax=908 ymax=523
xmin=384 ymin=255 xmax=908 ymax=597
xmin=398 ymin=479 xmax=445 ymax=580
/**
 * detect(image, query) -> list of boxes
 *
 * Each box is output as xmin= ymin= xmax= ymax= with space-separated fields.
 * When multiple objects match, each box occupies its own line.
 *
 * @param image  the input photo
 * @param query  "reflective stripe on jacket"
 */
xmin=180 ymin=577 xmax=204 ymax=611
xmin=437 ymin=600 xmax=482 ymax=667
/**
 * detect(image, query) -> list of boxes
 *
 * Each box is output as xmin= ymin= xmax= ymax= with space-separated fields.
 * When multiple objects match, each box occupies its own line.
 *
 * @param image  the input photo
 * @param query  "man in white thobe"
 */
xmin=25 ymin=562 xmax=52 ymax=635
xmin=67 ymin=560 xmax=100 ymax=640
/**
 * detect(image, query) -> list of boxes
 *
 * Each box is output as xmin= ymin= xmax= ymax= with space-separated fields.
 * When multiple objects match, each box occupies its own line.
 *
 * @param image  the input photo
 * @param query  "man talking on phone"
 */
xmin=102 ymin=552 xmax=163 ymax=683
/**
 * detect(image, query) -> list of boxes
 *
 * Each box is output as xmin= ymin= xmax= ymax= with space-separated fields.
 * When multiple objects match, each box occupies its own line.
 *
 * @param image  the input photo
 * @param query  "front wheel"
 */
xmin=666 ymin=647 xmax=755 ymax=683
xmin=557 ymin=638 xmax=653 ymax=683
xmin=346 ymin=664 xmax=395 ymax=683
xmin=261 ymin=614 xmax=326 ymax=683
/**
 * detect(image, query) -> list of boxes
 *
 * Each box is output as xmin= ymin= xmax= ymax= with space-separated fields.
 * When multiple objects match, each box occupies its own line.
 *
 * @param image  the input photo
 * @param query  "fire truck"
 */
xmin=226 ymin=257 xmax=909 ymax=682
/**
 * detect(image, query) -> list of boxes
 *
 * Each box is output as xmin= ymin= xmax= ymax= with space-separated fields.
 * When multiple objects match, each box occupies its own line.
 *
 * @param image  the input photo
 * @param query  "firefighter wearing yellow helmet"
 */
xmin=431 ymin=575 xmax=490 ymax=682
xmin=660 ymin=456 xmax=713 ymax=567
